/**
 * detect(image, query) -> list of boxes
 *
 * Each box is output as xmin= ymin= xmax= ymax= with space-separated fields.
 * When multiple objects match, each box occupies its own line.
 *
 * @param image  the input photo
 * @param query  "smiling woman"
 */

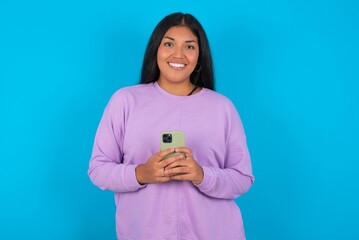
xmin=141 ymin=13 xmax=214 ymax=91
xmin=88 ymin=12 xmax=254 ymax=240
xmin=156 ymin=26 xmax=199 ymax=95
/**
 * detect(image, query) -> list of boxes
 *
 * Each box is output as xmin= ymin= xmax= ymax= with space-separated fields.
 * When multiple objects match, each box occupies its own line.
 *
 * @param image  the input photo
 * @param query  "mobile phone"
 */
xmin=161 ymin=131 xmax=185 ymax=159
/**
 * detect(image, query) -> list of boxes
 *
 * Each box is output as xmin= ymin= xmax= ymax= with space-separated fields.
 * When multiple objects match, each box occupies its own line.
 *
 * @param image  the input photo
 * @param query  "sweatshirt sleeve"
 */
xmin=88 ymin=92 xmax=146 ymax=193
xmin=195 ymin=101 xmax=254 ymax=200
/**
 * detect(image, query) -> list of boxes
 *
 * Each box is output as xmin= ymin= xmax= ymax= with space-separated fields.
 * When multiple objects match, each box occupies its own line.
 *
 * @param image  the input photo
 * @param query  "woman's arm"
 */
xmin=196 ymin=102 xmax=254 ymax=199
xmin=88 ymin=93 xmax=145 ymax=193
xmin=165 ymin=101 xmax=254 ymax=200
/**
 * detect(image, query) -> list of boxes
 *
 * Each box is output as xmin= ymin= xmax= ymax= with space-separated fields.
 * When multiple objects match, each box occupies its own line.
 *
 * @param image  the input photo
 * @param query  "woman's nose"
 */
xmin=172 ymin=45 xmax=184 ymax=57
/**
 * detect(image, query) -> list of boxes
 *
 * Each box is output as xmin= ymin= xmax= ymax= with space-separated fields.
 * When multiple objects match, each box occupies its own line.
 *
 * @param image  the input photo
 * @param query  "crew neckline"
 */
xmin=153 ymin=81 xmax=206 ymax=99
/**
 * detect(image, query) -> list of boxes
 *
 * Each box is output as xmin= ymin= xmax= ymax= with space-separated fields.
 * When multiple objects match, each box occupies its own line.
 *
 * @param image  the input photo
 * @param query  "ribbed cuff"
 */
xmin=124 ymin=164 xmax=147 ymax=191
xmin=194 ymin=166 xmax=216 ymax=193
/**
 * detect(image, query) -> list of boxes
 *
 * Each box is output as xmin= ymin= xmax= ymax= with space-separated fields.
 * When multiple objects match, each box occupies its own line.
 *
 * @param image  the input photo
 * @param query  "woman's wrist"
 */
xmin=135 ymin=164 xmax=146 ymax=185
xmin=192 ymin=166 xmax=204 ymax=185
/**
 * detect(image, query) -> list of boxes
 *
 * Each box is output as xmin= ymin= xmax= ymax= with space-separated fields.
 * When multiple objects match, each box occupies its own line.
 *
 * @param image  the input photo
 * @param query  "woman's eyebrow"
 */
xmin=163 ymin=36 xmax=198 ymax=43
xmin=163 ymin=36 xmax=175 ymax=41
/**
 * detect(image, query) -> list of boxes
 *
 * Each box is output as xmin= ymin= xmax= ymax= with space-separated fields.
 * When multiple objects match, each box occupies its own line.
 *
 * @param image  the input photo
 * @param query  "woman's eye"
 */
xmin=164 ymin=42 xmax=173 ymax=47
xmin=186 ymin=45 xmax=195 ymax=50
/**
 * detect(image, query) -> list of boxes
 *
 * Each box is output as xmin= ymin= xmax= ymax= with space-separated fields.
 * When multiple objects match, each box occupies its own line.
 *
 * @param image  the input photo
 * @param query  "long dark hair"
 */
xmin=140 ymin=12 xmax=215 ymax=90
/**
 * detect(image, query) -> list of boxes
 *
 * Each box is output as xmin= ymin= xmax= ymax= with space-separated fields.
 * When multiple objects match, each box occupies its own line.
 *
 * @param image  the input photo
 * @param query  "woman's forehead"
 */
xmin=163 ymin=26 xmax=198 ymax=41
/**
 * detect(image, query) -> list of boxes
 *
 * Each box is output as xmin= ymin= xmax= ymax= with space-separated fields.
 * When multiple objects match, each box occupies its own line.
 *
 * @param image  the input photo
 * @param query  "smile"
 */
xmin=168 ymin=62 xmax=186 ymax=69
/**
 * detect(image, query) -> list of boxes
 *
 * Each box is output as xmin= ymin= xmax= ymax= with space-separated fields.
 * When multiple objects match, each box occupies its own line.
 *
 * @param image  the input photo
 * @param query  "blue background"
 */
xmin=0 ymin=0 xmax=358 ymax=239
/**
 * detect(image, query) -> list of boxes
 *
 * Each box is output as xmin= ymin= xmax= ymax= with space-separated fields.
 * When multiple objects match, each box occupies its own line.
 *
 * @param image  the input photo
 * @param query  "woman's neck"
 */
xmin=157 ymin=79 xmax=197 ymax=96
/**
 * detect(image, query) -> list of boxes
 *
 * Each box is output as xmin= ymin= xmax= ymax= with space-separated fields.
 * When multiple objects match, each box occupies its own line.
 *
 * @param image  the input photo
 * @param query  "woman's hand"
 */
xmin=135 ymin=148 xmax=186 ymax=185
xmin=164 ymin=147 xmax=204 ymax=185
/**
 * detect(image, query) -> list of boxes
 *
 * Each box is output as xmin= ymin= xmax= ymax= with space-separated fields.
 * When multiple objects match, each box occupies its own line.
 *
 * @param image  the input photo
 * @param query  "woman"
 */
xmin=88 ymin=12 xmax=254 ymax=240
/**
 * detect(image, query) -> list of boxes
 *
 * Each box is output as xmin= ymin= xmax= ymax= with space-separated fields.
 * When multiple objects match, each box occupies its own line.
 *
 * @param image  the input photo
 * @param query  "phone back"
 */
xmin=161 ymin=131 xmax=185 ymax=150
xmin=161 ymin=131 xmax=185 ymax=158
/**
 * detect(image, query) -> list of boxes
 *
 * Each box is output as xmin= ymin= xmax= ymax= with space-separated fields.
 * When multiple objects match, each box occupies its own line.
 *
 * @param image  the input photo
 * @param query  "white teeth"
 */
xmin=169 ymin=62 xmax=185 ymax=68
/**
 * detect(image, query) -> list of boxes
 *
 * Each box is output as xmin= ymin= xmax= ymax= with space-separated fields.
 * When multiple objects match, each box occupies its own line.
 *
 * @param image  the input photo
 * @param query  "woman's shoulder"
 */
xmin=202 ymin=88 xmax=234 ymax=106
xmin=114 ymin=83 xmax=152 ymax=95
xmin=200 ymin=89 xmax=241 ymax=117
xmin=110 ymin=83 xmax=153 ymax=99
xmin=104 ymin=83 xmax=154 ymax=108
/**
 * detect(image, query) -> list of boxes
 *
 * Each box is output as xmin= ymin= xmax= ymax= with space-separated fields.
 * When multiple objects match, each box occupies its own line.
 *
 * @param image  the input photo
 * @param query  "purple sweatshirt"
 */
xmin=88 ymin=82 xmax=254 ymax=240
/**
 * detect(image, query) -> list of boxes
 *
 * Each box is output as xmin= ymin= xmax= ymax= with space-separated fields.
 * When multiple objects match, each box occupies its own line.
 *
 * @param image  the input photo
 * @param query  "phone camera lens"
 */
xmin=162 ymin=133 xmax=172 ymax=143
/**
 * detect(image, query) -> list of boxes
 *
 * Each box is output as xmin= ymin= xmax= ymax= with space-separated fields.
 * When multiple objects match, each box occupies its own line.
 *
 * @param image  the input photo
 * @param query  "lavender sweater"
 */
xmin=88 ymin=82 xmax=254 ymax=240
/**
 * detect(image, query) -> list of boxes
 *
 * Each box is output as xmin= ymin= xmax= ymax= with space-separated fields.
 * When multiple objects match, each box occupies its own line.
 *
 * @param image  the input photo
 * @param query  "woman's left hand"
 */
xmin=164 ymin=147 xmax=204 ymax=185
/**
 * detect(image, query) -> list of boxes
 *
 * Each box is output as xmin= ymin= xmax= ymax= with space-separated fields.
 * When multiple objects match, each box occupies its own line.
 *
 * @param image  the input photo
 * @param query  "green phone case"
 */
xmin=161 ymin=131 xmax=185 ymax=159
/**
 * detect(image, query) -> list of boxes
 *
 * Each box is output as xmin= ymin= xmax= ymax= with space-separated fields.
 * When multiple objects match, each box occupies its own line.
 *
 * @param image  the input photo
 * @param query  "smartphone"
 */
xmin=160 ymin=131 xmax=185 ymax=159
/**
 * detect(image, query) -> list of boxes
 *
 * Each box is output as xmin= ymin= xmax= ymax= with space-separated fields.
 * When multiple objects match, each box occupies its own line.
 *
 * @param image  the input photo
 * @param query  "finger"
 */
xmin=170 ymin=173 xmax=190 ymax=181
xmin=160 ymin=153 xmax=185 ymax=168
xmin=157 ymin=176 xmax=172 ymax=183
xmin=157 ymin=167 xmax=165 ymax=177
xmin=173 ymin=147 xmax=192 ymax=157
xmin=157 ymin=148 xmax=176 ymax=160
xmin=156 ymin=168 xmax=172 ymax=181
xmin=165 ymin=166 xmax=191 ymax=176
xmin=164 ymin=158 xmax=188 ymax=170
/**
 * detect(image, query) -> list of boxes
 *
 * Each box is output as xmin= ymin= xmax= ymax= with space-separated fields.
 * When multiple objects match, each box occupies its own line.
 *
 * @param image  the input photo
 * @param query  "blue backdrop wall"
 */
xmin=0 ymin=0 xmax=358 ymax=239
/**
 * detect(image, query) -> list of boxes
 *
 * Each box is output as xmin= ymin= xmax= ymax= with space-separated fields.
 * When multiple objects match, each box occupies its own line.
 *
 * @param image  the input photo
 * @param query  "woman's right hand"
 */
xmin=135 ymin=148 xmax=185 ymax=185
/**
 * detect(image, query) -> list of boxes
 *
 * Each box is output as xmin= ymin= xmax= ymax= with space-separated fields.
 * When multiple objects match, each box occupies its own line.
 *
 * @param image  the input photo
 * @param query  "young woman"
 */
xmin=88 ymin=12 xmax=254 ymax=240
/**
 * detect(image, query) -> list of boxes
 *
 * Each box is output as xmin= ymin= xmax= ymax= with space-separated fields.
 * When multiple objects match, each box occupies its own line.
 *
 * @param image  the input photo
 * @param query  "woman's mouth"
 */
xmin=168 ymin=62 xmax=186 ymax=69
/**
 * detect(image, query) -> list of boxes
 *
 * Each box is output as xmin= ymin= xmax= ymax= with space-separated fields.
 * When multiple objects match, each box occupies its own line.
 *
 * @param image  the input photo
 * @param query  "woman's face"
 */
xmin=157 ymin=26 xmax=199 ymax=85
